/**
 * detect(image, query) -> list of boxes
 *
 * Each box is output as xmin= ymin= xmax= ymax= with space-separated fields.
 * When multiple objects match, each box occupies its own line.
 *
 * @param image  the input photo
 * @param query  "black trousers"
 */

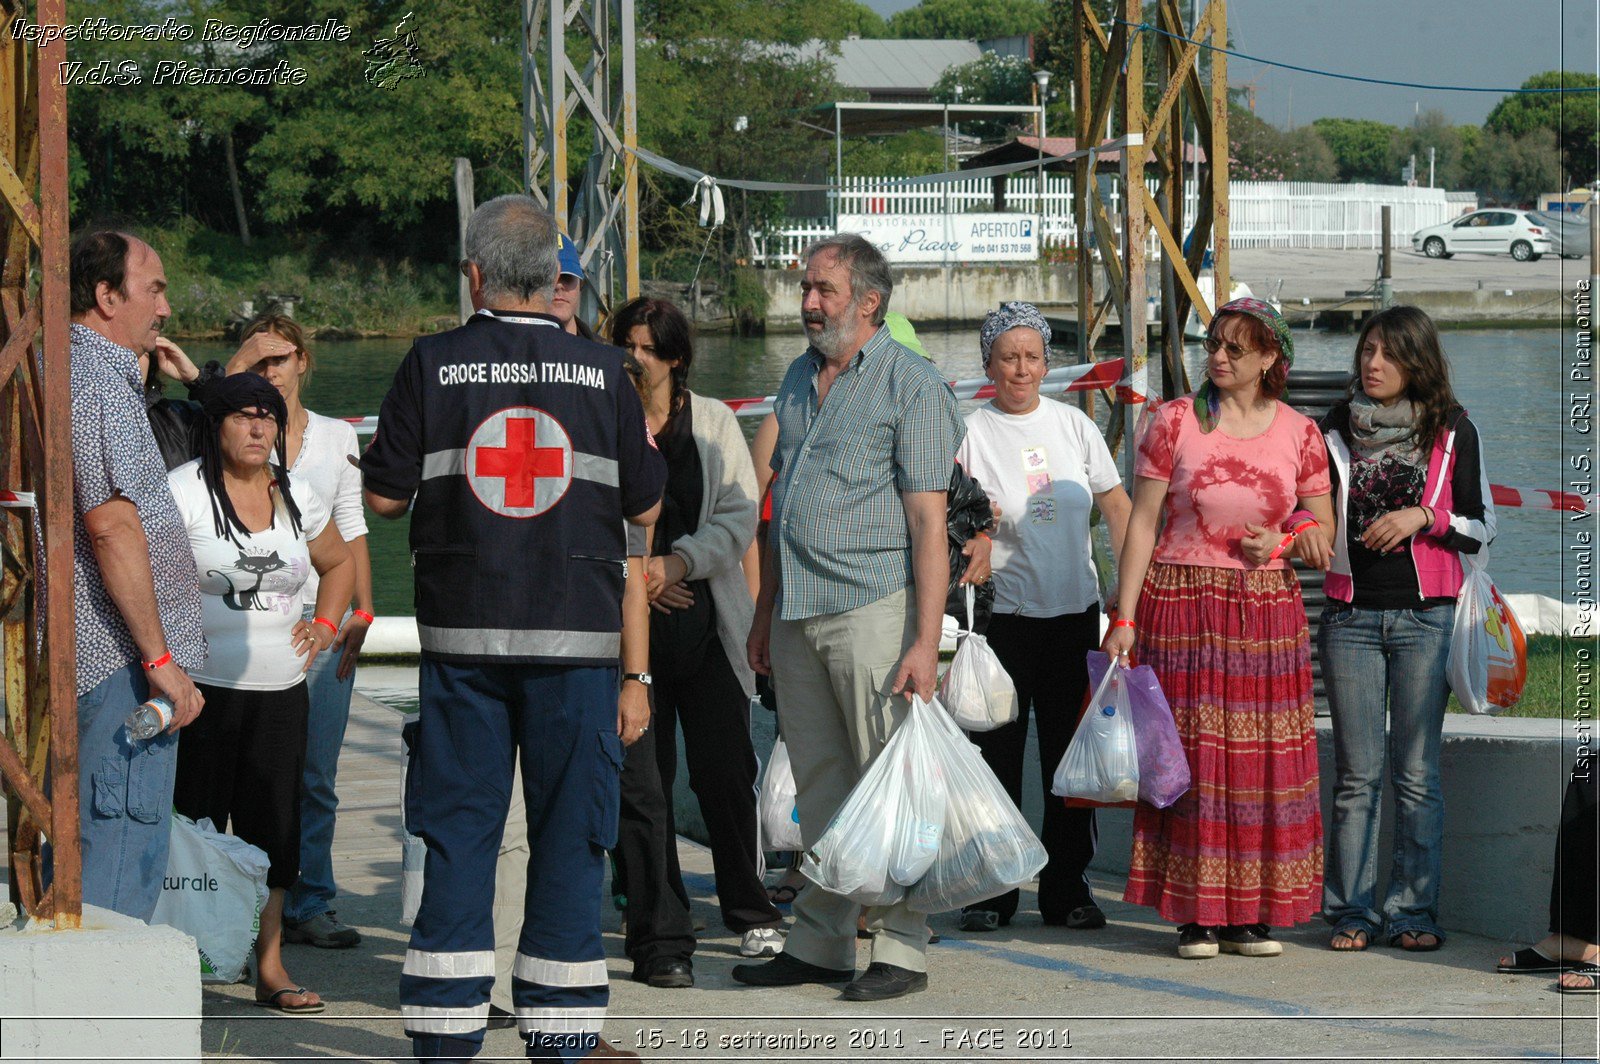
xmin=966 ymin=609 xmax=1100 ymax=923
xmin=1550 ymin=766 xmax=1598 ymax=942
xmin=173 ymin=681 xmax=309 ymax=890
xmin=615 ymin=583 xmax=781 ymax=944
xmin=612 ymin=716 xmax=697 ymax=969
xmin=652 ymin=584 xmax=781 ymax=932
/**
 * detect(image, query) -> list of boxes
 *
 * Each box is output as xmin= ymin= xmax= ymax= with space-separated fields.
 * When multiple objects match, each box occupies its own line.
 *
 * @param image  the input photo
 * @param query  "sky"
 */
xmin=862 ymin=0 xmax=1600 ymax=128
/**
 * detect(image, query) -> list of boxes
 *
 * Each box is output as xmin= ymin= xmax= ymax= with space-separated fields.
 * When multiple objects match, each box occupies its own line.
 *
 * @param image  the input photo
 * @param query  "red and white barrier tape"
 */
xmin=344 ymin=359 xmax=1129 ymax=431
xmin=332 ymin=360 xmax=1590 ymax=515
xmin=1490 ymin=484 xmax=1592 ymax=514
xmin=0 ymin=490 xmax=36 ymax=509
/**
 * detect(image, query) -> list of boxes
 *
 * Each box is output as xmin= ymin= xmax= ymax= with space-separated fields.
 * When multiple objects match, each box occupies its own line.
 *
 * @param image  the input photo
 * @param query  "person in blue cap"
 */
xmin=555 ymin=234 xmax=585 ymax=336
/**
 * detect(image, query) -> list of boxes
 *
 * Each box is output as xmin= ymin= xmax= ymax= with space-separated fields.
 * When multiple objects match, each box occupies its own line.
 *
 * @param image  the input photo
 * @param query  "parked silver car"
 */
xmin=1412 ymin=210 xmax=1553 ymax=261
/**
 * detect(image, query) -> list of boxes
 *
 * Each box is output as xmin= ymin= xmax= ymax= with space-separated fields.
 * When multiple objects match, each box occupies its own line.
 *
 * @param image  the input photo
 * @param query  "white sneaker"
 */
xmin=740 ymin=927 xmax=785 ymax=958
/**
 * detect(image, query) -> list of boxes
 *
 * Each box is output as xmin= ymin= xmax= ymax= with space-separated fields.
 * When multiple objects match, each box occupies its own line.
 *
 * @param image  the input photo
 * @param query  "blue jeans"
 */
xmin=284 ymin=610 xmax=357 ymax=922
xmin=76 ymin=662 xmax=178 ymax=921
xmin=1318 ymin=602 xmax=1454 ymax=942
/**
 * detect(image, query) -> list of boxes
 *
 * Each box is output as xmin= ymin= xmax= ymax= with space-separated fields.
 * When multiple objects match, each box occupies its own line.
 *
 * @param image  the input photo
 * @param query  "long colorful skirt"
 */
xmin=1122 ymin=562 xmax=1323 ymax=927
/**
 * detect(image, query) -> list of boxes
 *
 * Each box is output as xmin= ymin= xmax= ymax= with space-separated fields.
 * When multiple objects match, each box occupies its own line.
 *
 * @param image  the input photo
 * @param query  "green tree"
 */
xmin=1463 ymin=128 xmax=1562 ymax=205
xmin=1389 ymin=109 xmax=1465 ymax=190
xmin=1484 ymin=70 xmax=1600 ymax=186
xmin=933 ymin=53 xmax=1034 ymax=105
xmin=841 ymin=130 xmax=945 ymax=177
xmin=1227 ymin=108 xmax=1334 ymax=182
xmin=931 ymin=52 xmax=1036 ymax=140
xmin=1311 ymin=117 xmax=1399 ymax=183
xmin=888 ymin=0 xmax=1046 ymax=40
xmin=1283 ymin=127 xmax=1337 ymax=182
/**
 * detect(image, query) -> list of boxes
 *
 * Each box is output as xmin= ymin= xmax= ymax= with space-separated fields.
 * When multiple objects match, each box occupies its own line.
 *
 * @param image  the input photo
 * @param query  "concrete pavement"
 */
xmin=190 ymin=689 xmax=1597 ymax=1063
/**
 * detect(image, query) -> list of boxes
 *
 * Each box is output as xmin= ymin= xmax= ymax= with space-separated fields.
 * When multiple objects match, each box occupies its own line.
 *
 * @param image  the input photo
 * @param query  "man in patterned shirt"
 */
xmin=737 ymin=234 xmax=964 ymax=1001
xmin=68 ymin=231 xmax=206 ymax=920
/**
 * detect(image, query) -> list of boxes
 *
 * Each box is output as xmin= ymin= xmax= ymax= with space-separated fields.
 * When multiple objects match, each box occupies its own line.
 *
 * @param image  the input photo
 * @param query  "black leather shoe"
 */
xmin=1219 ymin=923 xmax=1282 ymax=957
xmin=633 ymin=958 xmax=695 ymax=988
xmin=731 ymin=952 xmax=854 ymax=987
xmin=1177 ymin=923 xmax=1219 ymax=959
xmin=840 ymin=962 xmax=928 ymax=1002
xmin=487 ymin=1005 xmax=517 ymax=1030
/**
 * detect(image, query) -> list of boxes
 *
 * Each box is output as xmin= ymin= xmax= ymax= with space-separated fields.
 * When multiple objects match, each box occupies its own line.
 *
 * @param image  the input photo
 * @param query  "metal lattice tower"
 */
xmin=1072 ymin=0 xmax=1230 ymax=453
xmin=1 ymin=0 xmax=81 ymax=927
xmin=523 ymin=0 xmax=641 ymax=322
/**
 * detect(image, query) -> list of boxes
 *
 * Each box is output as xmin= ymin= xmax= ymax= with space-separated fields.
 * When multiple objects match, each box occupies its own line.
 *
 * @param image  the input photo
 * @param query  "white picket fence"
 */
xmin=752 ymin=178 xmax=1474 ymax=266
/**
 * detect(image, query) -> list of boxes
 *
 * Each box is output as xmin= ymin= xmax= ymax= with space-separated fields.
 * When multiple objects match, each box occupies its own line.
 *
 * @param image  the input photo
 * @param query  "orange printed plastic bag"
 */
xmin=1447 ymin=551 xmax=1528 ymax=714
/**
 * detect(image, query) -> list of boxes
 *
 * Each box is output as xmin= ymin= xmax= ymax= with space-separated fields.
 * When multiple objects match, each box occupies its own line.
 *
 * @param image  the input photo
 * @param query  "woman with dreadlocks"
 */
xmin=167 ymin=372 xmax=354 ymax=1014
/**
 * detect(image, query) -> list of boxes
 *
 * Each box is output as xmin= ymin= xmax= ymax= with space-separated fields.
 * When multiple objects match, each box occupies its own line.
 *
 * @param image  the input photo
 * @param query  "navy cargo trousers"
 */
xmin=401 ymin=659 xmax=622 ymax=1061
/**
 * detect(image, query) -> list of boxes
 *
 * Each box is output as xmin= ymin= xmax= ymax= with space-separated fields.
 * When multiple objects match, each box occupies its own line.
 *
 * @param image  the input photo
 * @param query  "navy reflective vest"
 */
xmin=362 ymin=311 xmax=665 ymax=666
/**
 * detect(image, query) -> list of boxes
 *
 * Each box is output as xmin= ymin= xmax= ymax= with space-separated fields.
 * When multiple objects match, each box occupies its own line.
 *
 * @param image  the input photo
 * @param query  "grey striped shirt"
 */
xmin=770 ymin=325 xmax=964 ymax=621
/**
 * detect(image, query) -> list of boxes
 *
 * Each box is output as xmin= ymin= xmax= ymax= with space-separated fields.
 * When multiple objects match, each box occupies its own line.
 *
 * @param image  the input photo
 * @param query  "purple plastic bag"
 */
xmin=1085 ymin=651 xmax=1190 ymax=809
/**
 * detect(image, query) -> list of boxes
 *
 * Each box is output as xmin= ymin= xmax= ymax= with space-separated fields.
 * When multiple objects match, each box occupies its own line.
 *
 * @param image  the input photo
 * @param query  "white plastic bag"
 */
xmin=149 ymin=815 xmax=269 ymax=983
xmin=758 ymin=738 xmax=805 ymax=852
xmin=939 ymin=586 xmax=1019 ymax=732
xmin=400 ymin=712 xmax=425 ymax=926
xmin=801 ymin=697 xmax=949 ymax=906
xmin=1447 ymin=551 xmax=1528 ymax=715
xmin=906 ymin=701 xmax=1047 ymax=913
xmin=1052 ymin=659 xmax=1140 ymax=803
xmin=887 ymin=699 xmax=948 ymax=885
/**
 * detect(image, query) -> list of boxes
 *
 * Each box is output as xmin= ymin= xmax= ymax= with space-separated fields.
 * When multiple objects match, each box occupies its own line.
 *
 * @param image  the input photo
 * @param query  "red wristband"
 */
xmin=1266 ymin=531 xmax=1299 ymax=562
xmin=313 ymin=617 xmax=340 ymax=636
xmin=975 ymin=531 xmax=992 ymax=543
xmin=1286 ymin=518 xmax=1319 ymax=537
xmin=143 ymin=650 xmax=172 ymax=671
xmin=351 ymin=609 xmax=375 ymax=625
xmin=1111 ymin=619 xmax=1136 ymax=630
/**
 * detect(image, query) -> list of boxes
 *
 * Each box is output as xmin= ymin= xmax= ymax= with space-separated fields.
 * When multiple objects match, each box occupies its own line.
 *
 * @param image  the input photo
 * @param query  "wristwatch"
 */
xmin=622 ymin=672 xmax=653 ymax=687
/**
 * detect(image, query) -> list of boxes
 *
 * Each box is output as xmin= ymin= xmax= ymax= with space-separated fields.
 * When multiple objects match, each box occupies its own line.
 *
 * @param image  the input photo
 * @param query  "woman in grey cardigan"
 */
xmin=610 ymin=298 xmax=786 ymax=962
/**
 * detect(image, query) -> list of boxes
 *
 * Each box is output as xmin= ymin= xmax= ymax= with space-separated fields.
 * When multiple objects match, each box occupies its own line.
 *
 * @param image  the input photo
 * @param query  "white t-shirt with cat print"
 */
xmin=169 ymin=460 xmax=331 ymax=691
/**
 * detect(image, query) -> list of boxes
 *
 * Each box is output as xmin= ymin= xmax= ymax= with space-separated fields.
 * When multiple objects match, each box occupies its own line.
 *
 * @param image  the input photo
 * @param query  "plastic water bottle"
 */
xmin=1099 ymin=697 xmax=1139 ymax=801
xmin=125 ymin=696 xmax=174 ymax=741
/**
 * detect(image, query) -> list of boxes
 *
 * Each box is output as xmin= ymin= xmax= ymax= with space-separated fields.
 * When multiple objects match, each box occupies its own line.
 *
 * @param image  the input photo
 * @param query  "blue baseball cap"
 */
xmin=558 ymin=233 xmax=584 ymax=281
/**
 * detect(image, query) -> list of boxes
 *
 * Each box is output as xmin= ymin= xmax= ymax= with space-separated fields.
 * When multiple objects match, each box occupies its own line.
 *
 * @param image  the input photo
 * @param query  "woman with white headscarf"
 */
xmin=953 ymin=301 xmax=1131 ymax=933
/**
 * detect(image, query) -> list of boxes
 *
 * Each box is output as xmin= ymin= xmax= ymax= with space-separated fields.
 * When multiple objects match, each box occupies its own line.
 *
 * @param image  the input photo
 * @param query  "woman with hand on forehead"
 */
xmin=227 ymin=314 xmax=376 ymax=951
xmin=167 ymin=373 xmax=355 ymax=1012
xmin=1103 ymin=298 xmax=1333 ymax=960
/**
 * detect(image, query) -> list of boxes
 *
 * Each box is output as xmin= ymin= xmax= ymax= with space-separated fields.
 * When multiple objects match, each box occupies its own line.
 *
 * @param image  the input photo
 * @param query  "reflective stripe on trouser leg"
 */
xmin=509 ymin=663 xmax=621 ymax=1062
xmin=400 ymin=660 xmax=517 ymax=1052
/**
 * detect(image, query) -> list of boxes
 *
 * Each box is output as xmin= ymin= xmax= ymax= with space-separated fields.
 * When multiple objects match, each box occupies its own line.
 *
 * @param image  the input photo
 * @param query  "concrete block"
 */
xmin=0 ymin=904 xmax=201 ymax=1063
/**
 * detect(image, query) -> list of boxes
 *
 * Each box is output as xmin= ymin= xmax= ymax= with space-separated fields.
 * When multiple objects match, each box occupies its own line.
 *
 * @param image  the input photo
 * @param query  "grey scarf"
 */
xmin=1347 ymin=391 xmax=1423 ymax=463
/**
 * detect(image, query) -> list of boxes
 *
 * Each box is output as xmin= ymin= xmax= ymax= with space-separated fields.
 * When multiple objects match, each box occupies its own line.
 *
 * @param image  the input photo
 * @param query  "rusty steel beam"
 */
xmin=36 ymin=0 xmax=79 ymax=928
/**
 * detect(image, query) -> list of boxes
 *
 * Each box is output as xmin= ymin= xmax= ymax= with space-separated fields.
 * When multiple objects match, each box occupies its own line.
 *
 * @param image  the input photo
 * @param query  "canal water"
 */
xmin=182 ymin=324 xmax=1581 ymax=616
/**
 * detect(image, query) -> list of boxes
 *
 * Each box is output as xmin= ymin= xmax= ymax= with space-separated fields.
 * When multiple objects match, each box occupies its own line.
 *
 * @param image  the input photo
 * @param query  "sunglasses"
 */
xmin=1202 ymin=335 xmax=1260 ymax=359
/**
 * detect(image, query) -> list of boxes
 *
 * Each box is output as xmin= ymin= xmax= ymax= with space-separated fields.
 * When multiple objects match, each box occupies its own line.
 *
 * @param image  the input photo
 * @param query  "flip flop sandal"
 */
xmin=255 ymin=986 xmax=326 ymax=1014
xmin=1391 ymin=930 xmax=1443 ymax=952
xmin=767 ymin=883 xmax=802 ymax=907
xmin=1329 ymin=927 xmax=1371 ymax=952
xmin=1557 ymin=964 xmax=1600 ymax=994
xmin=1497 ymin=947 xmax=1576 ymax=974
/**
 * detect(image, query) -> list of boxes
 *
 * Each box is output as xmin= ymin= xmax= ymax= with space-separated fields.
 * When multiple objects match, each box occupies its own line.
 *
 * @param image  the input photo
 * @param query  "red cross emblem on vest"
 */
xmin=465 ymin=407 xmax=572 ymax=517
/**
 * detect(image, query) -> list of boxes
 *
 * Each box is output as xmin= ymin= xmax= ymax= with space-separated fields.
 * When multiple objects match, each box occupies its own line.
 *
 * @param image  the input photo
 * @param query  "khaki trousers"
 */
xmin=771 ymin=587 xmax=929 ymax=973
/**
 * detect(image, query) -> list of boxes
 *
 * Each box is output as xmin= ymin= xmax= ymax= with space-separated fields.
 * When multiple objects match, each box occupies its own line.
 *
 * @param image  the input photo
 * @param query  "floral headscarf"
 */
xmin=1195 ymin=296 xmax=1294 ymax=433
